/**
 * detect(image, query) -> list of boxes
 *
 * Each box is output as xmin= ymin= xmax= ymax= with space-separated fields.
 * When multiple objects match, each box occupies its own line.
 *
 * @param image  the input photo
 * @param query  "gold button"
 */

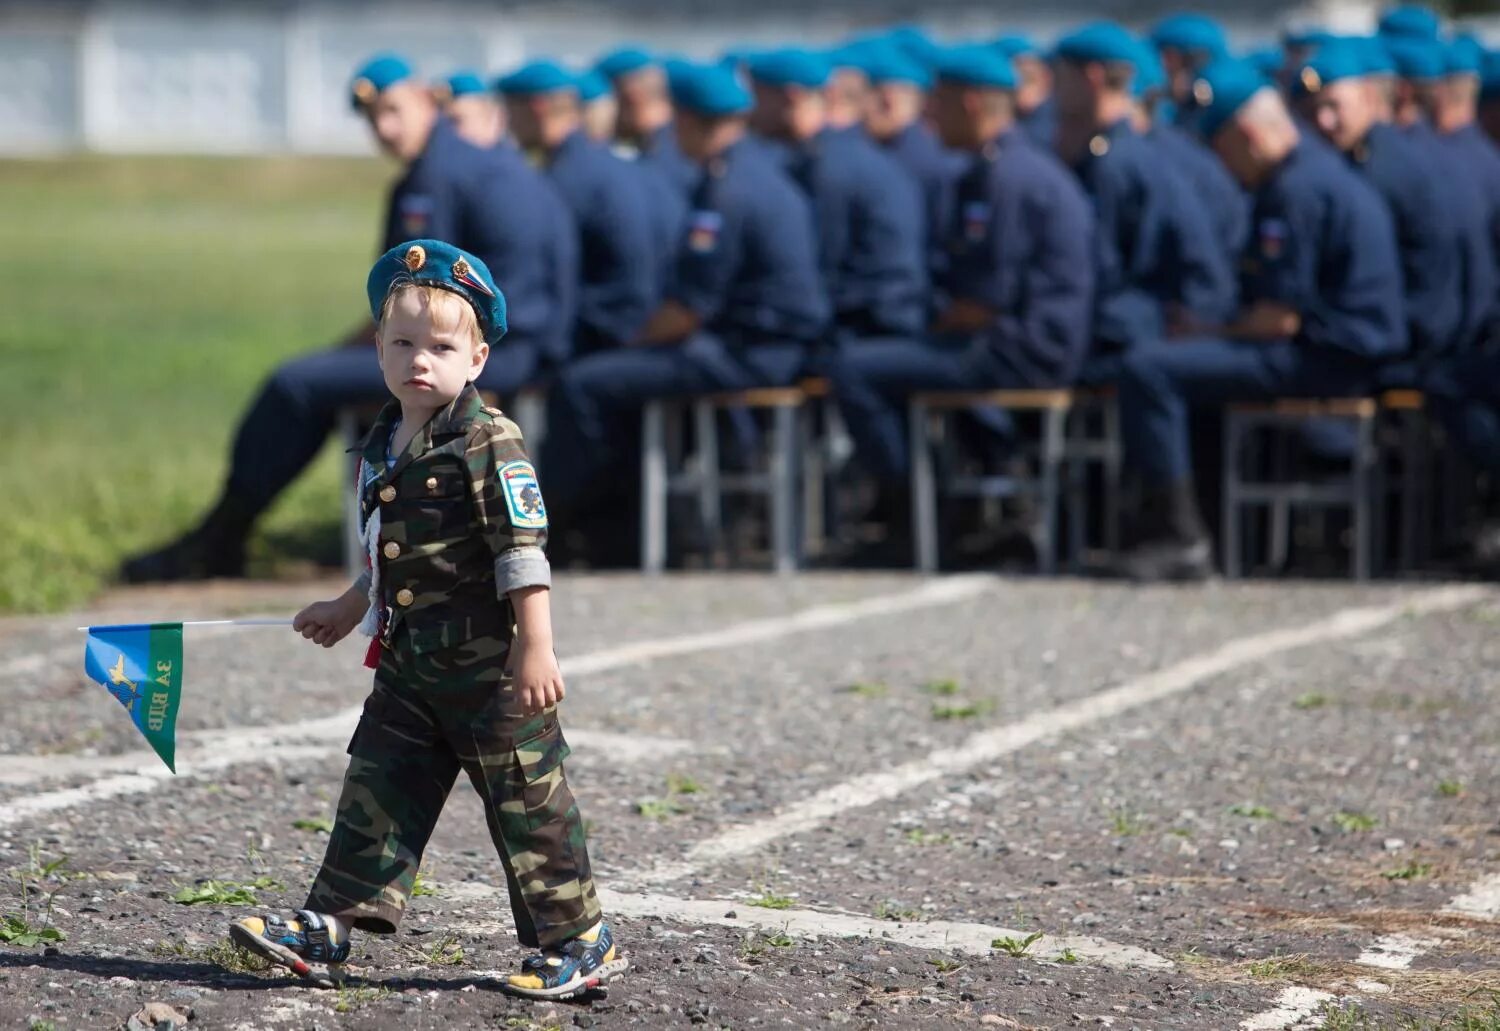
xmin=379 ymin=485 xmax=396 ymax=503
xmin=426 ymin=476 xmax=439 ymax=491
xmin=383 ymin=541 xmax=401 ymax=560
xmin=395 ymin=588 xmax=414 ymax=607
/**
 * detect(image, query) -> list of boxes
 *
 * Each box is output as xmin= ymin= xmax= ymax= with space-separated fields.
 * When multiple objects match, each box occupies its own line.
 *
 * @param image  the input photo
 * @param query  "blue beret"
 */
xmin=350 ymin=53 xmax=414 ymax=110
xmin=1378 ymin=5 xmax=1441 ymax=41
xmin=1385 ymin=36 xmax=1447 ymax=80
xmin=1244 ymin=46 xmax=1285 ymax=79
xmin=747 ymin=48 xmax=832 ymax=89
xmin=1150 ymin=14 xmax=1229 ymax=59
xmin=861 ymin=42 xmax=932 ymax=88
xmin=991 ymin=34 xmax=1040 ymax=59
xmin=595 ymin=47 xmax=655 ymax=80
xmin=1293 ymin=40 xmax=1367 ymax=95
xmin=1057 ymin=21 xmax=1143 ymax=67
xmin=496 ymin=59 xmax=579 ymax=97
xmin=576 ymin=69 xmax=611 ymax=103
xmin=368 ymin=240 xmax=508 ymax=346
xmin=1354 ymin=37 xmax=1398 ymax=76
xmin=1193 ymin=58 xmax=1271 ymax=140
xmin=668 ymin=61 xmax=752 ymax=116
xmin=1132 ymin=40 xmax=1168 ymax=98
xmin=887 ymin=25 xmax=943 ymax=67
xmin=825 ymin=42 xmax=875 ymax=74
xmin=1483 ymin=52 xmax=1500 ymax=101
xmin=1283 ymin=27 xmax=1336 ymax=50
xmin=1447 ymin=35 xmax=1484 ymax=76
xmin=932 ymin=45 xmax=1017 ymax=90
xmin=439 ymin=70 xmax=487 ymax=100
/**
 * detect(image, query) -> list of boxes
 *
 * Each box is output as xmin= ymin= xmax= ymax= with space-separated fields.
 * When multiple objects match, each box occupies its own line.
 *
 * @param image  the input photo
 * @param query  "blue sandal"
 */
xmin=228 ymin=910 xmax=350 ymax=986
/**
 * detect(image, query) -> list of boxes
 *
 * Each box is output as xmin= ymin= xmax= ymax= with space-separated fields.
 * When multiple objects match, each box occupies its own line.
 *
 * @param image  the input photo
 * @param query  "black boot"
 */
xmin=1117 ymin=481 xmax=1213 ymax=582
xmin=119 ymin=494 xmax=255 ymax=583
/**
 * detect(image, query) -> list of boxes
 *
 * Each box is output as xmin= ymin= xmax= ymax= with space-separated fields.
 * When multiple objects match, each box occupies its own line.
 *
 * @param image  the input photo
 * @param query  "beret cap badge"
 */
xmin=404 ymin=244 xmax=427 ymax=273
xmin=352 ymin=77 xmax=378 ymax=105
xmin=1300 ymin=66 xmax=1322 ymax=92
xmin=452 ymin=257 xmax=495 ymax=298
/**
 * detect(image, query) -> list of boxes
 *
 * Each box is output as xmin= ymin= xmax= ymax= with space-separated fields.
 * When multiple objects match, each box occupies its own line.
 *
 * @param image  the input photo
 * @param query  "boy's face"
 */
xmin=376 ymin=288 xmax=489 ymax=410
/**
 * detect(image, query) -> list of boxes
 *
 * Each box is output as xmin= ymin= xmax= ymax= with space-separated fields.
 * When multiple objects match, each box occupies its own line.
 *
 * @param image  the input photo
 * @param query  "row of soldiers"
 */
xmin=122 ymin=6 xmax=1500 ymax=583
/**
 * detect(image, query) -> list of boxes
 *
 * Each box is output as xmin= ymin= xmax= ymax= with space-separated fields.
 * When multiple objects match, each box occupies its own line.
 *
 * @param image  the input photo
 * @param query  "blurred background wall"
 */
xmin=11 ymin=0 xmax=1496 ymax=155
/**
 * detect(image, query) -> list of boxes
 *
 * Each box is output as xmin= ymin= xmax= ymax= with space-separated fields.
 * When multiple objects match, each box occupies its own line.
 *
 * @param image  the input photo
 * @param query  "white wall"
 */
xmin=4 ymin=0 xmax=1477 ymax=156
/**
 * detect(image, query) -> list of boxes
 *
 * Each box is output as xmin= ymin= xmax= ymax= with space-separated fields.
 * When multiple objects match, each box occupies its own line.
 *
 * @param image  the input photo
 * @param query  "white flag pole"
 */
xmin=76 ymin=619 xmax=295 ymax=632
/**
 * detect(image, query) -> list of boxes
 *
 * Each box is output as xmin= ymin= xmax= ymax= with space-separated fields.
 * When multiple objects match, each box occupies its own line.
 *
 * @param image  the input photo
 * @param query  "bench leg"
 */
xmin=1353 ymin=413 xmax=1375 ymax=581
xmin=911 ymin=400 xmax=939 ymax=573
xmin=641 ymin=401 xmax=668 ymax=574
xmin=1034 ymin=407 xmax=1065 ymax=575
xmin=802 ymin=401 xmax=825 ymax=559
xmin=1103 ymin=399 xmax=1123 ymax=556
xmin=1064 ymin=408 xmax=1087 ymax=572
xmin=340 ymin=409 xmax=364 ymax=581
xmin=692 ymin=400 xmax=723 ymax=562
xmin=769 ymin=404 xmax=798 ymax=574
xmin=1222 ymin=414 xmax=1243 ymax=579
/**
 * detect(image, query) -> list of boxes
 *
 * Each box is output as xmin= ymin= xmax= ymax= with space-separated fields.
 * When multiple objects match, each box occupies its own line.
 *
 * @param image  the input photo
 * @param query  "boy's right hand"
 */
xmin=293 ymin=589 xmax=367 ymax=648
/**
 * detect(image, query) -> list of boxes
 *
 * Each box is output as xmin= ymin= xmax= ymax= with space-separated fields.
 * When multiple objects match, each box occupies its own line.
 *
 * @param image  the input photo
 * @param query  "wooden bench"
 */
xmin=1221 ymin=398 xmax=1381 ymax=580
xmin=640 ymin=383 xmax=818 ymax=574
xmin=908 ymin=388 xmax=1118 ymax=574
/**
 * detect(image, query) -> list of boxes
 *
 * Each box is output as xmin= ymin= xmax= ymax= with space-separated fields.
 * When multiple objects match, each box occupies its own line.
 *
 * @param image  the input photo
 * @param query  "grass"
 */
xmin=1438 ymin=780 xmax=1464 ymax=798
xmin=902 ymin=827 xmax=953 ymax=847
xmin=843 ymin=681 xmax=889 ymax=698
xmin=926 ymin=956 xmax=964 ymax=973
xmin=171 ymin=876 xmax=283 ymax=906
xmin=409 ymin=934 xmax=465 ymax=967
xmin=1246 ymin=953 xmax=1326 ymax=980
xmin=1318 ymin=1000 xmax=1500 ymax=1030
xmin=746 ymin=888 xmax=797 ymax=910
xmin=921 ymin=679 xmax=961 ymax=696
xmin=931 ymin=699 xmax=994 ymax=721
xmin=0 ymin=155 xmax=390 ymax=612
xmin=149 ymin=938 xmax=270 ymax=974
xmin=1228 ymin=803 xmax=1278 ymax=820
xmin=333 ymin=986 xmax=393 ymax=1013
xmin=411 ymin=870 xmax=437 ymax=897
xmin=874 ymin=900 xmax=923 ymax=922
xmin=635 ymin=796 xmax=689 ymax=820
xmin=1333 ymin=810 xmax=1378 ymax=833
xmin=1108 ymin=805 xmax=1150 ymax=837
xmin=1055 ymin=947 xmax=1080 ymax=964
xmin=291 ymin=817 xmax=334 ymax=834
xmin=991 ymin=931 xmax=1044 ymax=956
xmin=3 ymin=847 xmax=71 ymax=946
xmin=665 ymin=772 xmax=702 ymax=795
xmin=739 ymin=928 xmax=795 ymax=959
xmin=1293 ymin=692 xmax=1331 ymax=710
xmin=1383 ymin=859 xmax=1434 ymax=881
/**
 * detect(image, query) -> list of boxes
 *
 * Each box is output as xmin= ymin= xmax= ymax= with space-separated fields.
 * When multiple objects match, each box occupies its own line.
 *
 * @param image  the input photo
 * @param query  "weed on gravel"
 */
xmin=149 ymin=939 xmax=270 ymax=974
xmin=747 ymin=888 xmax=797 ymax=910
xmin=931 ymin=699 xmax=994 ymax=720
xmin=172 ymin=876 xmax=283 ymax=906
xmin=1333 ymin=810 xmax=1379 ymax=833
xmin=2 ymin=848 xmax=70 ymax=946
xmin=874 ymin=900 xmax=923 ymax=922
xmin=902 ymin=827 xmax=953 ymax=846
xmin=1228 ymin=803 xmax=1278 ymax=820
xmin=333 ymin=986 xmax=393 ymax=1013
xmin=1319 ymin=1000 xmax=1500 ymax=1030
xmin=843 ymin=681 xmax=889 ymax=698
xmin=1438 ymin=780 xmax=1464 ymax=798
xmin=1246 ymin=953 xmax=1327 ymax=980
xmin=991 ymin=932 xmax=1044 ymax=957
xmin=291 ymin=816 xmax=334 ymax=834
xmin=1108 ymin=805 xmax=1151 ymax=836
xmin=1384 ymin=860 xmax=1434 ymax=881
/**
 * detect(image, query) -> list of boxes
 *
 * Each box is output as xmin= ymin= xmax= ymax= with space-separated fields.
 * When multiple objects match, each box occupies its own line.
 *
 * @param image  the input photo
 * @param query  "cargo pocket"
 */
xmin=513 ymin=722 xmax=574 ymax=831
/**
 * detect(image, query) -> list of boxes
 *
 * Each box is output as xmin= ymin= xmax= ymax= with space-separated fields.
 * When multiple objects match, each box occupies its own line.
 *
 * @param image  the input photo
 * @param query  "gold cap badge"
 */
xmin=1300 ymin=67 xmax=1322 ymax=93
xmin=352 ymin=78 xmax=377 ymax=105
xmin=404 ymin=244 xmax=426 ymax=272
xmin=1192 ymin=79 xmax=1213 ymax=106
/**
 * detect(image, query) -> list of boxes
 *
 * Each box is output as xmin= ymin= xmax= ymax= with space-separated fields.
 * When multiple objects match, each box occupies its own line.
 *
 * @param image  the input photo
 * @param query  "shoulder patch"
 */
xmin=499 ymin=460 xmax=548 ymax=529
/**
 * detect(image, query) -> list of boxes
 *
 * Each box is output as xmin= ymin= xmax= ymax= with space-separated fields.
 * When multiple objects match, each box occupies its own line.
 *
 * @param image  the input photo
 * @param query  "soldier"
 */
xmin=596 ymin=47 xmax=699 ymax=194
xmin=1147 ymin=13 xmax=1228 ymax=128
xmin=576 ymin=69 xmax=618 ymax=144
xmin=991 ymin=35 xmax=1057 ymax=147
xmin=121 ymin=54 xmax=578 ymax=583
xmin=539 ymin=61 xmax=829 ymax=528
xmin=228 ymin=240 xmax=623 ymax=1000
xmin=1051 ymin=22 xmax=1235 ymax=375
xmin=1480 ymin=52 xmax=1500 ymax=145
xmin=436 ymin=70 xmax=507 ymax=150
xmin=1114 ymin=61 xmax=1405 ymax=580
xmin=499 ymin=60 xmax=661 ymax=355
xmin=746 ymin=48 xmax=927 ymax=339
xmin=827 ymin=46 xmax=1094 ymax=484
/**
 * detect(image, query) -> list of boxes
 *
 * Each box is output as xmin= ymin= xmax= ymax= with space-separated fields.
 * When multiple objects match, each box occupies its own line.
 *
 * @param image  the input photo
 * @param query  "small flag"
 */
xmin=83 ymin=623 xmax=184 ymax=772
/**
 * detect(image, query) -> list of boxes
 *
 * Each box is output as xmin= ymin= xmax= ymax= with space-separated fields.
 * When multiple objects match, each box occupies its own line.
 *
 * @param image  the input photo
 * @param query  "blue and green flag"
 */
xmin=83 ymin=623 xmax=184 ymax=772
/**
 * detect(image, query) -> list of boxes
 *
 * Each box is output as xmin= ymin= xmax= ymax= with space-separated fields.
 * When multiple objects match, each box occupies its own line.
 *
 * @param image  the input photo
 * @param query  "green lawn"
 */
xmin=0 ymin=156 xmax=392 ymax=613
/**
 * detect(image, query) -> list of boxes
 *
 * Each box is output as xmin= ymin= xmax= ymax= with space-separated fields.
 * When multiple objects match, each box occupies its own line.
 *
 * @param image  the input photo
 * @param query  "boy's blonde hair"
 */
xmin=377 ymin=281 xmax=485 ymax=350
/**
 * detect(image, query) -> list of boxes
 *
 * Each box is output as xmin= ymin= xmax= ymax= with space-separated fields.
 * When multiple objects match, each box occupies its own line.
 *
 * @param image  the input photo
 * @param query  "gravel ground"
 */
xmin=1 ymin=573 xmax=1496 ymax=1030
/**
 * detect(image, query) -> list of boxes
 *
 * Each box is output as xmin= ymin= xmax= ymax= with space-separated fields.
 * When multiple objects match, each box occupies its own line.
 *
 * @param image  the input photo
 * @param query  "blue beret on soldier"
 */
xmin=350 ymin=52 xmax=414 ymax=110
xmin=1482 ymin=52 xmax=1500 ymax=102
xmin=1132 ymin=41 xmax=1168 ymax=98
xmin=1293 ymin=40 xmax=1365 ymax=95
xmin=1056 ymin=22 xmax=1144 ymax=67
xmin=1355 ymin=37 xmax=1398 ymax=77
xmin=1282 ymin=27 xmax=1335 ymax=51
xmin=862 ymin=43 xmax=932 ymax=89
xmin=438 ymin=70 xmax=488 ymax=101
xmin=747 ymin=48 xmax=832 ymax=89
xmin=1150 ymin=14 xmax=1229 ymax=60
xmin=1446 ymin=35 xmax=1484 ymax=76
xmin=368 ymin=240 xmax=509 ymax=345
xmin=932 ymin=45 xmax=1018 ymax=91
xmin=595 ymin=47 xmax=655 ymax=81
xmin=1244 ymin=46 xmax=1285 ymax=79
xmin=991 ymin=34 xmax=1040 ymax=59
xmin=1193 ymin=58 xmax=1270 ymax=140
xmin=887 ymin=25 xmax=943 ymax=68
xmin=1378 ymin=5 xmax=1441 ymax=41
xmin=1385 ymin=36 xmax=1447 ymax=80
xmin=575 ymin=69 xmax=611 ymax=103
xmin=668 ymin=61 xmax=753 ymax=116
xmin=496 ymin=59 xmax=579 ymax=97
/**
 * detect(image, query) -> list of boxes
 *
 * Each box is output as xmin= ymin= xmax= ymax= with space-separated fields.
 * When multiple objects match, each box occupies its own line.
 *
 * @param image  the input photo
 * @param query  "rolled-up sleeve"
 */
xmin=494 ymin=545 xmax=552 ymax=594
xmin=464 ymin=414 xmax=553 ymax=598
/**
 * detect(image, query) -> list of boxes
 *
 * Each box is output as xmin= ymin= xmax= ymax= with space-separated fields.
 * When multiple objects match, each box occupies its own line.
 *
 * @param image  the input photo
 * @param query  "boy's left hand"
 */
xmin=511 ymin=638 xmax=566 ymax=713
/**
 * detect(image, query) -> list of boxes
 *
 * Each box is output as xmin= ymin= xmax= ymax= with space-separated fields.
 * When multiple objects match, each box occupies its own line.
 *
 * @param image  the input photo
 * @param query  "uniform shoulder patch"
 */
xmin=498 ymin=460 xmax=548 ymax=529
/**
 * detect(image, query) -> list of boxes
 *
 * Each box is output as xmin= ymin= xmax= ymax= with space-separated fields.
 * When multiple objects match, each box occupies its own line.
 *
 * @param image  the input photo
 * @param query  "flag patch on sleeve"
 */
xmin=499 ymin=461 xmax=548 ymax=529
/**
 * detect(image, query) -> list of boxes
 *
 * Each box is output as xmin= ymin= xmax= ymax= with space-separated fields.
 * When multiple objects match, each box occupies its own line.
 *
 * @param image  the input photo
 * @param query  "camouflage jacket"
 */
xmin=354 ymin=383 xmax=550 ymax=654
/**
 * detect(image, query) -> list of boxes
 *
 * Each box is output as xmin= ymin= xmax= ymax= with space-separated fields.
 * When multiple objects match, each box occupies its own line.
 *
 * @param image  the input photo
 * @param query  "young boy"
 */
xmin=229 ymin=239 xmax=624 ymax=1000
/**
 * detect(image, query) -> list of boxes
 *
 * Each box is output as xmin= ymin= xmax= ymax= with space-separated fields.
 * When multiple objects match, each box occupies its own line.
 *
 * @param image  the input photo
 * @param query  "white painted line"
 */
xmin=627 ymin=585 xmax=1487 ymax=888
xmin=1441 ymin=873 xmax=1500 ymax=919
xmin=442 ymin=884 xmax=1173 ymax=971
xmin=1239 ymin=987 xmax=1337 ymax=1031
xmin=1355 ymin=933 xmax=1440 ymax=970
xmin=0 ymin=577 xmax=995 ymax=827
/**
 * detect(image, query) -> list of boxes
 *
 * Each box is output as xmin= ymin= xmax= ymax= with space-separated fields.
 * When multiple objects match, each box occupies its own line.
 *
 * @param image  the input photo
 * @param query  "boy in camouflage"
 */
xmin=229 ymin=239 xmax=624 ymax=1000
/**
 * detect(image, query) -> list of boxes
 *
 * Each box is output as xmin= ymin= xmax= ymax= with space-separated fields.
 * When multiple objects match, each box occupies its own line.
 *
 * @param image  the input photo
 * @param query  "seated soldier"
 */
xmin=436 ymin=70 xmax=507 ymax=150
xmin=596 ymin=47 xmax=699 ymax=195
xmin=746 ymin=47 xmax=927 ymax=340
xmin=122 ymin=54 xmax=577 ymax=583
xmin=1114 ymin=61 xmax=1405 ymax=581
xmin=538 ymin=62 xmax=829 ymax=536
xmin=826 ymin=46 xmax=1094 ymax=487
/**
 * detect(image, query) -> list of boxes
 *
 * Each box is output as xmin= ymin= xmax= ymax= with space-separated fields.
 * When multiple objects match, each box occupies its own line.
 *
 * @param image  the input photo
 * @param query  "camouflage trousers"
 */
xmin=305 ymin=628 xmax=601 ymax=949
